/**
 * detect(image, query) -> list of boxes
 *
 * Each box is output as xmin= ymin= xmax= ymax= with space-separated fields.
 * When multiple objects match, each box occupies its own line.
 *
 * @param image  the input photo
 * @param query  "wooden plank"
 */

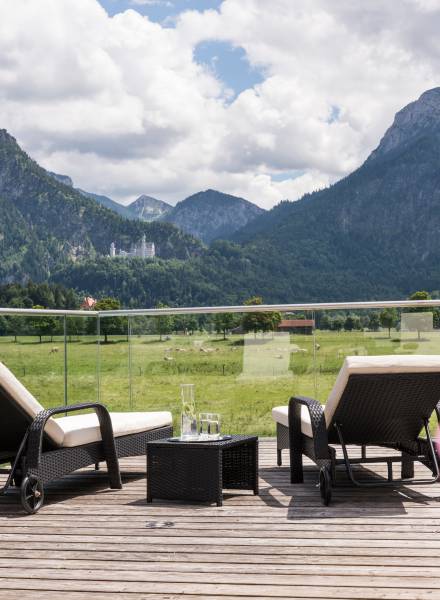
xmin=1 ymin=577 xmax=440 ymax=599
xmin=1 ymin=440 xmax=440 ymax=600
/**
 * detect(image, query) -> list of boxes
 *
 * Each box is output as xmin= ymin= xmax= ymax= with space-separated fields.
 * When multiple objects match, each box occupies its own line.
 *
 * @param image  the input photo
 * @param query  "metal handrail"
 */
xmin=1 ymin=299 xmax=440 ymax=317
xmin=0 ymin=308 xmax=98 ymax=317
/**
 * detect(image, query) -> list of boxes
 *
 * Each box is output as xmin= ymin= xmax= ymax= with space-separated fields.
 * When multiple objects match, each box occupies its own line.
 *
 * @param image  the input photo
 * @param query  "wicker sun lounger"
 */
xmin=272 ymin=355 xmax=440 ymax=505
xmin=0 ymin=362 xmax=172 ymax=513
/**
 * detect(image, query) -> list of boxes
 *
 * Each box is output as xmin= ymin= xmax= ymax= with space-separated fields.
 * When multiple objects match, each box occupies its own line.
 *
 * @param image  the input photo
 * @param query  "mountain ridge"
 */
xmin=0 ymin=129 xmax=203 ymax=283
xmin=127 ymin=194 xmax=171 ymax=221
xmin=228 ymin=87 xmax=440 ymax=300
xmin=161 ymin=189 xmax=265 ymax=243
xmin=3 ymin=87 xmax=440 ymax=306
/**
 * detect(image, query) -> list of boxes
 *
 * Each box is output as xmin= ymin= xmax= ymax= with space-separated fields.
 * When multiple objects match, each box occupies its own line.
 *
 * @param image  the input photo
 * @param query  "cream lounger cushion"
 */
xmin=0 ymin=361 xmax=172 ymax=448
xmin=272 ymin=355 xmax=440 ymax=438
xmin=56 ymin=411 xmax=172 ymax=447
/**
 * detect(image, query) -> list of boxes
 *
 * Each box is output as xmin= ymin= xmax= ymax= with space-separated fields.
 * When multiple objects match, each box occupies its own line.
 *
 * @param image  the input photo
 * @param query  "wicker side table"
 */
xmin=146 ymin=434 xmax=258 ymax=506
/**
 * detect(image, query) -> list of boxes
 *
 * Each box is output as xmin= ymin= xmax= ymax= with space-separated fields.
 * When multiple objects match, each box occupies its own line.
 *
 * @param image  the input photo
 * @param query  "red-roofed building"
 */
xmin=80 ymin=296 xmax=97 ymax=310
xmin=277 ymin=319 xmax=315 ymax=334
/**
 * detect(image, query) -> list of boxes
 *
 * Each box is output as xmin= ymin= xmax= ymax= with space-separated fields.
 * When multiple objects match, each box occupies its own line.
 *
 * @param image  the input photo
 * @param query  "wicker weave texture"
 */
xmin=147 ymin=435 xmax=258 ymax=506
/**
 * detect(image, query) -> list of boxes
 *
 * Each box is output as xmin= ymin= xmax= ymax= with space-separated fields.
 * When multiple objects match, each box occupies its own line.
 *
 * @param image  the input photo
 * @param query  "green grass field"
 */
xmin=1 ymin=329 xmax=440 ymax=436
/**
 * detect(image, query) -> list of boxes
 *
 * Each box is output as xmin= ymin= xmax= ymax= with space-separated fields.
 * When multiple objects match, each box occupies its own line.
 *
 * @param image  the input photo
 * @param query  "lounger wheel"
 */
xmin=20 ymin=476 xmax=44 ymax=514
xmin=319 ymin=467 xmax=332 ymax=506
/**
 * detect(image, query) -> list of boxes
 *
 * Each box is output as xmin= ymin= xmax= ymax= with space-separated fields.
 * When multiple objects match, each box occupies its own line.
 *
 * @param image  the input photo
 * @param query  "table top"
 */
xmin=147 ymin=433 xmax=258 ymax=450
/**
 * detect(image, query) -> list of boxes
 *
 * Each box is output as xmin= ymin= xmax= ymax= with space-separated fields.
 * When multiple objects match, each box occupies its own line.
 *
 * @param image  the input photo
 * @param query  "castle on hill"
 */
xmin=109 ymin=235 xmax=155 ymax=259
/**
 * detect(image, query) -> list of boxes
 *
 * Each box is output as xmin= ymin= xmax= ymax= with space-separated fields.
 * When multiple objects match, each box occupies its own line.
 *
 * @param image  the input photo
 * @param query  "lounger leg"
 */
xmin=277 ymin=449 xmax=282 ymax=466
xmin=107 ymin=461 xmax=123 ymax=489
xmin=401 ymin=452 xmax=414 ymax=479
xmin=290 ymin=449 xmax=304 ymax=483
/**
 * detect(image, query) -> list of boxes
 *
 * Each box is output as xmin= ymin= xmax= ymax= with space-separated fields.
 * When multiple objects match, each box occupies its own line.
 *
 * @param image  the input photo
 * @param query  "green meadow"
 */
xmin=1 ymin=329 xmax=440 ymax=436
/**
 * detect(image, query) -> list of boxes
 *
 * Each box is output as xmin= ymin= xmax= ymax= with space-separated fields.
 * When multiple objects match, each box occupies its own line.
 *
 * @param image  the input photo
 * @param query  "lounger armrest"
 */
xmin=288 ymin=396 xmax=329 ymax=459
xmin=26 ymin=403 xmax=121 ymax=487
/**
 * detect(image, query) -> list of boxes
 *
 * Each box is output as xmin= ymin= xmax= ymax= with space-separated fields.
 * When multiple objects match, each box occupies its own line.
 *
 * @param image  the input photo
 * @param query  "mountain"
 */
xmin=368 ymin=87 xmax=440 ymax=161
xmin=229 ymin=87 xmax=440 ymax=301
xmin=46 ymin=171 xmax=136 ymax=220
xmin=78 ymin=189 xmax=135 ymax=220
xmin=0 ymin=130 xmax=203 ymax=283
xmin=161 ymin=189 xmax=265 ymax=243
xmin=47 ymin=171 xmax=73 ymax=187
xmin=53 ymin=88 xmax=440 ymax=306
xmin=4 ymin=88 xmax=440 ymax=307
xmin=46 ymin=170 xmax=137 ymax=219
xmin=127 ymin=194 xmax=171 ymax=221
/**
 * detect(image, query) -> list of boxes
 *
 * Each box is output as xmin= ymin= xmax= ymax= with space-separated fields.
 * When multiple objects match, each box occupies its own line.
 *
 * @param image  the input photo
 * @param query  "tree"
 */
xmin=409 ymin=290 xmax=431 ymax=302
xmin=154 ymin=302 xmax=174 ymax=341
xmin=332 ymin=316 xmax=344 ymax=331
xmin=214 ymin=313 xmax=236 ymax=340
xmin=95 ymin=298 xmax=127 ymax=344
xmin=6 ymin=315 xmax=24 ymax=342
xmin=27 ymin=305 xmax=60 ymax=343
xmin=66 ymin=316 xmax=85 ymax=342
xmin=379 ymin=308 xmax=398 ymax=338
xmin=241 ymin=296 xmax=281 ymax=335
xmin=318 ymin=313 xmax=332 ymax=331
xmin=368 ymin=312 xmax=380 ymax=331
xmin=0 ymin=316 xmax=7 ymax=336
xmin=344 ymin=315 xmax=361 ymax=331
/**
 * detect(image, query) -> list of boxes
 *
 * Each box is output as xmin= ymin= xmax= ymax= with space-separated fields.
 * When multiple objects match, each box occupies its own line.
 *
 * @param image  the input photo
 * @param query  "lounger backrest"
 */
xmin=324 ymin=355 xmax=440 ymax=444
xmin=0 ymin=362 xmax=64 ymax=451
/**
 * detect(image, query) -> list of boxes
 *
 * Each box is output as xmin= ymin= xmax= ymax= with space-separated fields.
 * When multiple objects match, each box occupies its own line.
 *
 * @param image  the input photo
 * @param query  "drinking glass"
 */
xmin=199 ymin=413 xmax=221 ymax=438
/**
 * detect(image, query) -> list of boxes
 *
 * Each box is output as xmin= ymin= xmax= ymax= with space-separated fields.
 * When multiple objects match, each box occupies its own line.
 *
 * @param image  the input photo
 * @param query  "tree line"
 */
xmin=1 ymin=286 xmax=438 ymax=343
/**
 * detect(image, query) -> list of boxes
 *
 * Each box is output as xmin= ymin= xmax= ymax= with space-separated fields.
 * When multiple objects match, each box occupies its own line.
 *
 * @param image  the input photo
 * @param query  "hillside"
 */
xmin=47 ymin=171 xmax=138 ymax=220
xmin=4 ymin=88 xmax=440 ymax=307
xmin=161 ymin=189 xmax=265 ymax=243
xmin=53 ymin=88 xmax=440 ymax=306
xmin=79 ymin=189 xmax=135 ymax=220
xmin=0 ymin=130 xmax=203 ymax=283
xmin=227 ymin=87 xmax=440 ymax=301
xmin=127 ymin=194 xmax=171 ymax=221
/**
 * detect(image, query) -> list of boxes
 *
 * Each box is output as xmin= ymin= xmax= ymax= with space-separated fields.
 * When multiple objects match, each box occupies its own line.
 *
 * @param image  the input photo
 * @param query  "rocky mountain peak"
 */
xmin=0 ymin=129 xmax=16 ymax=144
xmin=128 ymin=194 xmax=171 ymax=221
xmin=369 ymin=87 xmax=440 ymax=161
xmin=47 ymin=171 xmax=74 ymax=187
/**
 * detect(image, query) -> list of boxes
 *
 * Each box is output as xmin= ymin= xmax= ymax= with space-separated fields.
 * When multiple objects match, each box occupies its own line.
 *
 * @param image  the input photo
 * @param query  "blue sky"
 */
xmin=98 ymin=0 xmax=264 ymax=98
xmin=98 ymin=0 xmax=222 ymax=22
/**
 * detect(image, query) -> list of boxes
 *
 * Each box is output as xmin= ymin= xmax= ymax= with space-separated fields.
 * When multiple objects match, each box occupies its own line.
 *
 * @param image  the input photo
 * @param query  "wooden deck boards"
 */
xmin=1 ymin=439 xmax=440 ymax=599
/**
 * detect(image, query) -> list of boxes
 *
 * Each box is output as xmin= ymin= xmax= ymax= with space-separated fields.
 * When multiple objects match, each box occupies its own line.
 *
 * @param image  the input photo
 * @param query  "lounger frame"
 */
xmin=277 ymin=372 xmax=440 ymax=502
xmin=0 ymin=390 xmax=172 ymax=512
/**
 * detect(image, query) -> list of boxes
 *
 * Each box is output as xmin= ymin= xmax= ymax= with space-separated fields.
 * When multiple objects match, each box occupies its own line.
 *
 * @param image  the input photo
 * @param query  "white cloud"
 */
xmin=0 ymin=0 xmax=439 ymax=209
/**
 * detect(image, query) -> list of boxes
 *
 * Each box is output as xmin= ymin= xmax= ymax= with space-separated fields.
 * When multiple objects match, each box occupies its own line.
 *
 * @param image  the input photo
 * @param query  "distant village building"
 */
xmin=81 ymin=296 xmax=97 ymax=310
xmin=109 ymin=235 xmax=155 ymax=259
xmin=277 ymin=319 xmax=315 ymax=334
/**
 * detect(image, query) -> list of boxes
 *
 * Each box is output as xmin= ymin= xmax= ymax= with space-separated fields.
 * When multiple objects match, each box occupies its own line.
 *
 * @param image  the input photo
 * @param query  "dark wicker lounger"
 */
xmin=0 ymin=362 xmax=172 ymax=513
xmin=272 ymin=355 xmax=440 ymax=505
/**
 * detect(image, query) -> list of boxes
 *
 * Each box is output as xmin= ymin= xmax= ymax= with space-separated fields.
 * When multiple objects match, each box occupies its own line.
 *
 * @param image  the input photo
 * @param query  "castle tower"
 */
xmin=110 ymin=242 xmax=116 ymax=257
xmin=140 ymin=234 xmax=147 ymax=258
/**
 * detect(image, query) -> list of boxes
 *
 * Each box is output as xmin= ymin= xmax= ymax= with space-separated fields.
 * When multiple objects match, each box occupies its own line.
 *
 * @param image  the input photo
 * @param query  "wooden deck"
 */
xmin=1 ymin=439 xmax=440 ymax=600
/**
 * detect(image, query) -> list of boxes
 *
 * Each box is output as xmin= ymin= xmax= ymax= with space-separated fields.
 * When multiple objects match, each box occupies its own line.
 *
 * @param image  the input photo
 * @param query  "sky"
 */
xmin=0 ymin=0 xmax=440 ymax=209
